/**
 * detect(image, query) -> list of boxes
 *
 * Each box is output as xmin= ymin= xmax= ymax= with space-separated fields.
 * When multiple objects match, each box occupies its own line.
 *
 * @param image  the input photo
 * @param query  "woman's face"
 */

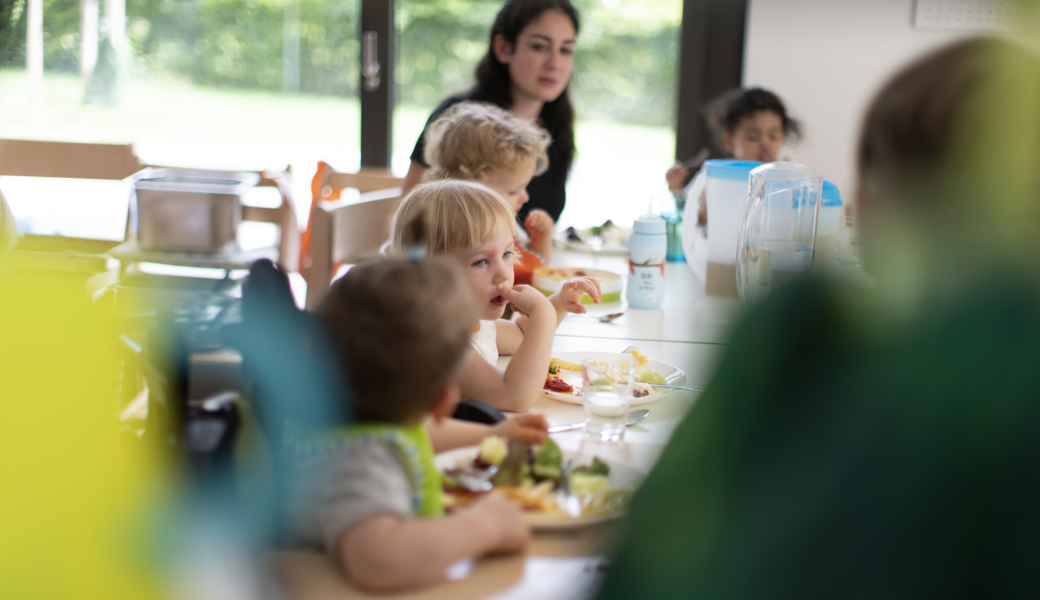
xmin=494 ymin=9 xmax=576 ymax=107
xmin=724 ymin=110 xmax=784 ymax=163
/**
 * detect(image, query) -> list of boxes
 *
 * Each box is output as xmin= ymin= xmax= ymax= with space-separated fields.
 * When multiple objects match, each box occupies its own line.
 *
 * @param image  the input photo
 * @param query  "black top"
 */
xmin=410 ymin=93 xmax=568 ymax=223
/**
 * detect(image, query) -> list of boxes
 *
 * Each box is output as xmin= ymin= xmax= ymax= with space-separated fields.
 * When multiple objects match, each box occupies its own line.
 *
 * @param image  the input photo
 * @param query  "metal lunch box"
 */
xmin=128 ymin=168 xmax=260 ymax=252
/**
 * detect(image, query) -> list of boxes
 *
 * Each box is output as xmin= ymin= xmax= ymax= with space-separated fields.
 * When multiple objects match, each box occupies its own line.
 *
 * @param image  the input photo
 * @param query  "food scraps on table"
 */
xmin=441 ymin=437 xmax=629 ymax=518
xmin=548 ymin=356 xmax=582 ymax=374
xmin=635 ymin=370 xmax=666 ymax=385
xmin=542 ymin=353 xmax=674 ymax=400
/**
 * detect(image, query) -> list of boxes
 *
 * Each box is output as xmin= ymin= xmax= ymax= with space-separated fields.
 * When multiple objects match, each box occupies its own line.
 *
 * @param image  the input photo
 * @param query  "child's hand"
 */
xmin=666 ymin=162 xmax=688 ymax=193
xmin=490 ymin=413 xmax=549 ymax=445
xmin=498 ymin=282 xmax=552 ymax=319
xmin=523 ymin=209 xmax=555 ymax=242
xmin=468 ymin=494 xmax=530 ymax=554
xmin=550 ymin=277 xmax=602 ymax=315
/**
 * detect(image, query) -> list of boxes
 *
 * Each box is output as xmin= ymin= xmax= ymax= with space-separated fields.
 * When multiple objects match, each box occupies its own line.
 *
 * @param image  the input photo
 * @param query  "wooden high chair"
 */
xmin=302 ymin=162 xmax=403 ymax=309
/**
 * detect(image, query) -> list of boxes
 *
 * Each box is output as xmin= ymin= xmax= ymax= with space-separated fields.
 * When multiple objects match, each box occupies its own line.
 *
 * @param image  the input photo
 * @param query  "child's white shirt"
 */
xmin=470 ymin=320 xmax=499 ymax=365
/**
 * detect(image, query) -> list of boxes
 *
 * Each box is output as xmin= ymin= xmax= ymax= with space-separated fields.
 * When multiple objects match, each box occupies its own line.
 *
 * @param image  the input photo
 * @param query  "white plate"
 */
xmin=542 ymin=351 xmax=687 ymax=406
xmin=436 ymin=446 xmax=644 ymax=531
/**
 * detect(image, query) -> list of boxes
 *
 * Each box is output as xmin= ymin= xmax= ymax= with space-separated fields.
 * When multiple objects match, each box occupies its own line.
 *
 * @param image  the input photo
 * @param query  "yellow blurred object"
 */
xmin=548 ymin=357 xmax=582 ymax=372
xmin=629 ymin=348 xmax=650 ymax=370
xmin=0 ymin=276 xmax=171 ymax=599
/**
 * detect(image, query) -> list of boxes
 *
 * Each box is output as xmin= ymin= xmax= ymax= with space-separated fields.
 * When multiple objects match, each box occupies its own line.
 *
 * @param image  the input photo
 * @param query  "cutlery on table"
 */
xmin=557 ymin=462 xmax=584 ymax=517
xmin=644 ymin=383 xmax=703 ymax=393
xmin=548 ymin=409 xmax=650 ymax=434
xmin=453 ymin=464 xmax=499 ymax=493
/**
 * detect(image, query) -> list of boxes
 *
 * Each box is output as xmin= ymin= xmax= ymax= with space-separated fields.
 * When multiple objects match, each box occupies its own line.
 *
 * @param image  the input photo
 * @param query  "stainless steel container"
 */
xmin=129 ymin=168 xmax=259 ymax=252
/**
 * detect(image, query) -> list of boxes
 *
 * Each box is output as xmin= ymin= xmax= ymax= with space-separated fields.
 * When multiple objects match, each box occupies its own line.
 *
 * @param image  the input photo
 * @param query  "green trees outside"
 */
xmin=1 ymin=0 xmax=680 ymax=126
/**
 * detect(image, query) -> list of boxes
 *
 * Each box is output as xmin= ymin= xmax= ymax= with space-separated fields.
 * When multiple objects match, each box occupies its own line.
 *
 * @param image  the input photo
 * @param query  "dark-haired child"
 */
xmin=667 ymin=87 xmax=802 ymax=225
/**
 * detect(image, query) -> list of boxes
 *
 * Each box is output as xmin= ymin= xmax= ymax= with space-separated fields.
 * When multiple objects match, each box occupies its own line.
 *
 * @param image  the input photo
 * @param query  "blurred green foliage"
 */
xmin=0 ymin=0 xmax=82 ymax=71
xmin=125 ymin=0 xmax=361 ymax=93
xmin=1 ymin=0 xmax=680 ymax=126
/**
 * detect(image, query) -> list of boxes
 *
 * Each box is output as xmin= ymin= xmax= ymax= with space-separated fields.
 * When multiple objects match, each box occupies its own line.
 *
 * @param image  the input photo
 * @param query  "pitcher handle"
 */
xmin=681 ymin=170 xmax=709 ymax=272
xmin=735 ymin=177 xmax=766 ymax=314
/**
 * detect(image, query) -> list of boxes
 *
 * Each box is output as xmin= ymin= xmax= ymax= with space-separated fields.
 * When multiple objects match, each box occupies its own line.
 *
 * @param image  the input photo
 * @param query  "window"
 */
xmin=1 ymin=0 xmax=362 ymax=224
xmin=392 ymin=0 xmax=682 ymax=228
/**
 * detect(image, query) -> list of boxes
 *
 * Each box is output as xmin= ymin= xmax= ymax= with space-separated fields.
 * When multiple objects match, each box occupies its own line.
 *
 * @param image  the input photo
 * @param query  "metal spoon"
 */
xmin=547 ymin=409 xmax=650 ymax=434
xmin=646 ymin=383 xmax=703 ymax=393
xmin=453 ymin=464 xmax=498 ymax=493
xmin=597 ymin=312 xmax=624 ymax=323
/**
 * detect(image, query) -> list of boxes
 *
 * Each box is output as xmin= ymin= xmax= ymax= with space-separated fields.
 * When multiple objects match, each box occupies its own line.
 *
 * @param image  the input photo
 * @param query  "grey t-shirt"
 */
xmin=287 ymin=438 xmax=414 ymax=553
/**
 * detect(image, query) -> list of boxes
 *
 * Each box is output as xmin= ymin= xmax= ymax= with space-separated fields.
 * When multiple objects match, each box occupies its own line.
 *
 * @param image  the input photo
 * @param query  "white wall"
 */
xmin=743 ymin=0 xmax=973 ymax=204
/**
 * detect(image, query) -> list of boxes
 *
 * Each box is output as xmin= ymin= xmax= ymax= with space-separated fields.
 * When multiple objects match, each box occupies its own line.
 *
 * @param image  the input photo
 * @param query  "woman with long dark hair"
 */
xmin=402 ymin=0 xmax=580 ymax=224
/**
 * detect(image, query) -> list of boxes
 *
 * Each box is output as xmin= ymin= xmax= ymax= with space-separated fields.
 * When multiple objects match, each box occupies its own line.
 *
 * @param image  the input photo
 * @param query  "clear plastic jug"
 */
xmin=736 ymin=162 xmax=823 ymax=313
xmin=683 ymin=160 xmax=762 ymax=296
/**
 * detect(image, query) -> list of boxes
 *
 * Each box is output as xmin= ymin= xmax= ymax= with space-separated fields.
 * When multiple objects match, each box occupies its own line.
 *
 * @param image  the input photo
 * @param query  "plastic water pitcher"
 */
xmin=626 ymin=214 xmax=666 ymax=309
xmin=735 ymin=162 xmax=823 ymax=313
xmin=681 ymin=160 xmax=762 ymax=297
xmin=813 ymin=181 xmax=843 ymax=276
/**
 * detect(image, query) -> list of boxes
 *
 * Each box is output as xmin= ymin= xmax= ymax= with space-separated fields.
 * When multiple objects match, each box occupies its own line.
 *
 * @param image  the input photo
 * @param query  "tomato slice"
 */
xmin=543 ymin=375 xmax=575 ymax=394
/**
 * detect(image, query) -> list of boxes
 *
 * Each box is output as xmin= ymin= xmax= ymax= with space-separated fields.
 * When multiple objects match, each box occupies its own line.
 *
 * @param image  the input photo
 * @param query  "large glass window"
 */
xmin=0 ymin=0 xmax=361 ymax=221
xmin=393 ymin=0 xmax=682 ymax=230
xmin=393 ymin=0 xmax=501 ymax=171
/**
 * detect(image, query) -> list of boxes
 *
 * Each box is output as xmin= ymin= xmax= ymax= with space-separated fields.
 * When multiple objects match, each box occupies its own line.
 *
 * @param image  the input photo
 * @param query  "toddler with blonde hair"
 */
xmin=390 ymin=179 xmax=600 ymax=412
xmin=424 ymin=101 xmax=556 ymax=265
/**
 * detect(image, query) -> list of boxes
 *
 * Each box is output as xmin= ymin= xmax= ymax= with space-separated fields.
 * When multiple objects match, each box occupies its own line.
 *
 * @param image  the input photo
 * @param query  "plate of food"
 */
xmin=439 ymin=436 xmax=642 ymax=530
xmin=541 ymin=350 xmax=686 ymax=406
xmin=555 ymin=220 xmax=631 ymax=255
xmin=532 ymin=267 xmax=623 ymax=304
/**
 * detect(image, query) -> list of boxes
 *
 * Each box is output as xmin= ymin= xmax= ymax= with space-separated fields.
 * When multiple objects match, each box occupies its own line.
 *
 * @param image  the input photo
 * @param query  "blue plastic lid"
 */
xmin=704 ymin=159 xmax=763 ymax=182
xmin=632 ymin=214 xmax=666 ymax=234
xmin=823 ymin=180 xmax=842 ymax=207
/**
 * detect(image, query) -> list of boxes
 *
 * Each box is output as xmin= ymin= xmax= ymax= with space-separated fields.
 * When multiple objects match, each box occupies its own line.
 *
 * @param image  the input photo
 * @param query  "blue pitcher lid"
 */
xmin=823 ymin=180 xmax=843 ymax=207
xmin=704 ymin=159 xmax=763 ymax=182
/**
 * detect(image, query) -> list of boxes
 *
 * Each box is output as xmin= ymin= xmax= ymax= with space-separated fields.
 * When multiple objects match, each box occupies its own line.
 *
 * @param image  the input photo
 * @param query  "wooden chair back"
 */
xmin=323 ymin=168 xmax=404 ymax=195
xmin=304 ymin=188 xmax=402 ymax=310
xmin=0 ymin=138 xmax=141 ymax=180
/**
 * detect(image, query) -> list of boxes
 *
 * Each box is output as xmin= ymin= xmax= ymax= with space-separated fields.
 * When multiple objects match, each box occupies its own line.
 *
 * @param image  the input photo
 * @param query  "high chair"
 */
xmin=302 ymin=162 xmax=403 ymax=309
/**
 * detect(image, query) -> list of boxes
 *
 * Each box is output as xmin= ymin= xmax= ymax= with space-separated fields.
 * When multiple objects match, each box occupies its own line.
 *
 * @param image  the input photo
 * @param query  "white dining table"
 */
xmin=271 ymin=248 xmax=742 ymax=600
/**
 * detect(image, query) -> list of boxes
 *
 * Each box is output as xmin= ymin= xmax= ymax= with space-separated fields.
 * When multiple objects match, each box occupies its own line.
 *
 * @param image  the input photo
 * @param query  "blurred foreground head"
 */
xmin=858 ymin=37 xmax=1040 ymax=296
xmin=318 ymin=256 xmax=478 ymax=424
xmin=595 ymin=36 xmax=1040 ymax=600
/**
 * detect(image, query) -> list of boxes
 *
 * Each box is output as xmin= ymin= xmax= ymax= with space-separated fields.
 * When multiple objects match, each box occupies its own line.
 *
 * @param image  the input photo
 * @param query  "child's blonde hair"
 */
xmin=389 ymin=179 xmax=518 ymax=257
xmin=318 ymin=256 xmax=477 ymax=423
xmin=424 ymin=101 xmax=551 ymax=182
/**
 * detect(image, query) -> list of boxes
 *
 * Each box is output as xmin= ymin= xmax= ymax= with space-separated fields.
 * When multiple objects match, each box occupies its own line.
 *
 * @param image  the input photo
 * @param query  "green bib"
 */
xmin=292 ymin=422 xmax=442 ymax=518
xmin=344 ymin=423 xmax=443 ymax=518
